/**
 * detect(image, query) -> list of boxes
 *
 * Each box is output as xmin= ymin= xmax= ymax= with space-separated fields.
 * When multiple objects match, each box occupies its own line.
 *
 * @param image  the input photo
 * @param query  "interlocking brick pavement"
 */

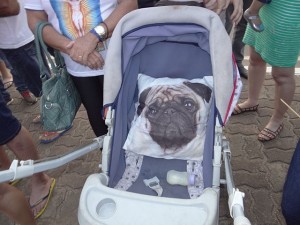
xmin=1 ymin=74 xmax=300 ymax=225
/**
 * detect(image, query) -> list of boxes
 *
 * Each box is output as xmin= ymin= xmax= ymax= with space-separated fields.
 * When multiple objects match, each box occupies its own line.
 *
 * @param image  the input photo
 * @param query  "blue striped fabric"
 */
xmin=243 ymin=0 xmax=300 ymax=67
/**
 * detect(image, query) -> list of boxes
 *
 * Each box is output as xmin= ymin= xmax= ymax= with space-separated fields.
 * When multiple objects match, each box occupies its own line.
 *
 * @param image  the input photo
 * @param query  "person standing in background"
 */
xmin=226 ymin=0 xmax=252 ymax=79
xmin=0 ymin=0 xmax=43 ymax=104
xmin=24 ymin=0 xmax=138 ymax=143
xmin=232 ymin=0 xmax=300 ymax=142
xmin=0 ymin=2 xmax=54 ymax=224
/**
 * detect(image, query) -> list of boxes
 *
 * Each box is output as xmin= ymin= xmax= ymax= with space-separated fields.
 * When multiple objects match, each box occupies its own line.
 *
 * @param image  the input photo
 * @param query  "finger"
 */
xmin=231 ymin=8 xmax=242 ymax=24
xmin=93 ymin=51 xmax=105 ymax=69
xmin=217 ymin=0 xmax=226 ymax=11
xmin=66 ymin=41 xmax=75 ymax=49
xmin=215 ymin=8 xmax=222 ymax=14
xmin=87 ymin=55 xmax=98 ymax=69
xmin=89 ymin=51 xmax=104 ymax=69
xmin=82 ymin=52 xmax=89 ymax=66
xmin=224 ymin=0 xmax=231 ymax=9
xmin=204 ymin=0 xmax=217 ymax=9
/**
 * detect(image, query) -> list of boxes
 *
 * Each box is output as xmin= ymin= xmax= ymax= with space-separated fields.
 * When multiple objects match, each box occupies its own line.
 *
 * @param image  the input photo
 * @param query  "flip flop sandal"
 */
xmin=9 ymin=179 xmax=21 ymax=186
xmin=3 ymin=80 xmax=13 ymax=90
xmin=39 ymin=125 xmax=72 ymax=144
xmin=32 ymin=115 xmax=41 ymax=124
xmin=244 ymin=9 xmax=264 ymax=32
xmin=258 ymin=124 xmax=283 ymax=142
xmin=30 ymin=178 xmax=56 ymax=219
xmin=232 ymin=104 xmax=259 ymax=115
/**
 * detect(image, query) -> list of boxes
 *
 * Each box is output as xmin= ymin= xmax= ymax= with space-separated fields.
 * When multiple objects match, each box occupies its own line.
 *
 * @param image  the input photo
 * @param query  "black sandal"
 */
xmin=258 ymin=124 xmax=283 ymax=142
xmin=232 ymin=104 xmax=259 ymax=115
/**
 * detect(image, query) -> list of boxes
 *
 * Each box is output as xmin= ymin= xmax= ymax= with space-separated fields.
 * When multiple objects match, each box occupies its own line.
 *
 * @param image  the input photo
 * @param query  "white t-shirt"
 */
xmin=0 ymin=0 xmax=34 ymax=49
xmin=24 ymin=0 xmax=117 ymax=77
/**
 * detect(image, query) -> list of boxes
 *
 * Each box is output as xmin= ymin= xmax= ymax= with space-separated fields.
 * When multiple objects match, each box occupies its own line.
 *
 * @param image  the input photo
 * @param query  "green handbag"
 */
xmin=35 ymin=22 xmax=81 ymax=132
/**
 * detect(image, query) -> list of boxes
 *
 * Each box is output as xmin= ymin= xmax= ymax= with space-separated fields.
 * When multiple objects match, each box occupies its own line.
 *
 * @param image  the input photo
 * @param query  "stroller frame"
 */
xmin=0 ymin=6 xmax=251 ymax=225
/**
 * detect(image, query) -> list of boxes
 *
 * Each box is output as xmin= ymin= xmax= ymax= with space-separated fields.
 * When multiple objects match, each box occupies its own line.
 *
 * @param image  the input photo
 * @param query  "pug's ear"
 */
xmin=137 ymin=87 xmax=151 ymax=116
xmin=184 ymin=81 xmax=212 ymax=103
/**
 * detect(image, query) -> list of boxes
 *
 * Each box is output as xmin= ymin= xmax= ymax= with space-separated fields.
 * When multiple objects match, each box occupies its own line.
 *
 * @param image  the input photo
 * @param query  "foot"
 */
xmin=3 ymin=80 xmax=13 ymax=89
xmin=244 ymin=9 xmax=264 ymax=32
xmin=258 ymin=124 xmax=283 ymax=142
xmin=20 ymin=90 xmax=38 ymax=105
xmin=9 ymin=179 xmax=21 ymax=186
xmin=232 ymin=103 xmax=259 ymax=115
xmin=30 ymin=177 xmax=56 ymax=219
xmin=39 ymin=126 xmax=73 ymax=144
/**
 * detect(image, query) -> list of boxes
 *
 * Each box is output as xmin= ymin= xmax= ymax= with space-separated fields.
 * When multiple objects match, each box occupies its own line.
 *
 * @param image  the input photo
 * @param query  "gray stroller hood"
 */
xmin=104 ymin=6 xmax=237 ymax=125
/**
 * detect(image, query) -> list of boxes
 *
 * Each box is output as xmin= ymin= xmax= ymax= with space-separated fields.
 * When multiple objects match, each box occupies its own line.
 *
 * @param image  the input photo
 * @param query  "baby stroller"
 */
xmin=0 ymin=5 xmax=251 ymax=225
xmin=78 ymin=5 xmax=250 ymax=225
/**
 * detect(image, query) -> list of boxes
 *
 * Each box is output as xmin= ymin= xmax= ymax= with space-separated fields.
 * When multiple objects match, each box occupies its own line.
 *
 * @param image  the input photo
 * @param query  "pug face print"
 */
xmin=123 ymin=75 xmax=213 ymax=161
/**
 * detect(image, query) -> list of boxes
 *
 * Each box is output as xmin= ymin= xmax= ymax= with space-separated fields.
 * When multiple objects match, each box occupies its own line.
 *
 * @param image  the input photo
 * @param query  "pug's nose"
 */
xmin=164 ymin=108 xmax=175 ymax=115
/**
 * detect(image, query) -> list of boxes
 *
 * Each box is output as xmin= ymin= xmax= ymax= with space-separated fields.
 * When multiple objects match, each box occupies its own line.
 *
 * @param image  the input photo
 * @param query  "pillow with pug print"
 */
xmin=123 ymin=74 xmax=213 ymax=161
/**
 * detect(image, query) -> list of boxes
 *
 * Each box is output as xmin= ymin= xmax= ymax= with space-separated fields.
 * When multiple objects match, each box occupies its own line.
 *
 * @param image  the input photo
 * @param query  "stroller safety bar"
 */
xmin=0 ymin=136 xmax=104 ymax=183
xmin=213 ymin=124 xmax=223 ymax=190
xmin=223 ymin=141 xmax=251 ymax=225
xmin=101 ymin=107 xmax=115 ymax=174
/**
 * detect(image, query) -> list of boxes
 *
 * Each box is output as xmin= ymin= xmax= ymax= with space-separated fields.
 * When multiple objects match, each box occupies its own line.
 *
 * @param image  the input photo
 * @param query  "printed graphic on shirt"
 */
xmin=50 ymin=0 xmax=102 ymax=39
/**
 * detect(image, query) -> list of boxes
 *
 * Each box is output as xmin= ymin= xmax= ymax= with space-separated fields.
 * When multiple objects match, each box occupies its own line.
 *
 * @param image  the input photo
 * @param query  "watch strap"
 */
xmin=90 ymin=28 xmax=103 ymax=41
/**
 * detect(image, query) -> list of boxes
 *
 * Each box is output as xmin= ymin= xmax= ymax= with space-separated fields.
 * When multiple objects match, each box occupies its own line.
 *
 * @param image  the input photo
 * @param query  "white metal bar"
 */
xmin=0 ymin=136 xmax=104 ymax=183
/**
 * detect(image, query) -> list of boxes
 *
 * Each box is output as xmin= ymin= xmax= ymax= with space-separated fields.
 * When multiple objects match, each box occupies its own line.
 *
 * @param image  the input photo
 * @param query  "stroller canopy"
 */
xmin=104 ymin=6 xmax=237 ymax=125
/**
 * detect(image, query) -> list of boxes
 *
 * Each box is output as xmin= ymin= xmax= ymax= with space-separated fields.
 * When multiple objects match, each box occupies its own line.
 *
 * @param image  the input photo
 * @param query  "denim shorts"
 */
xmin=0 ymin=92 xmax=21 ymax=145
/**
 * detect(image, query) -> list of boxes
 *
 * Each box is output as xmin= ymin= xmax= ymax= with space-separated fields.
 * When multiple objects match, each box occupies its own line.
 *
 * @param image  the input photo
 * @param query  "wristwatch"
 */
xmin=90 ymin=23 xmax=108 ymax=41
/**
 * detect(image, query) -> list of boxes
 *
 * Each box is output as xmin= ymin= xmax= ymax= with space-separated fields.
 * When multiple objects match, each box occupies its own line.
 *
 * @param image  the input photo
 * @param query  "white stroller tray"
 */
xmin=78 ymin=173 xmax=218 ymax=225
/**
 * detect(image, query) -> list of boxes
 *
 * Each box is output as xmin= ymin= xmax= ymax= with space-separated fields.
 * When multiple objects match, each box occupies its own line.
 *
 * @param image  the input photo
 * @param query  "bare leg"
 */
xmin=257 ymin=66 xmax=295 ymax=141
xmin=6 ymin=126 xmax=53 ymax=217
xmin=265 ymin=66 xmax=295 ymax=130
xmin=0 ymin=61 xmax=13 ymax=84
xmin=235 ymin=46 xmax=266 ymax=111
xmin=0 ymin=146 xmax=11 ymax=170
xmin=0 ymin=183 xmax=37 ymax=225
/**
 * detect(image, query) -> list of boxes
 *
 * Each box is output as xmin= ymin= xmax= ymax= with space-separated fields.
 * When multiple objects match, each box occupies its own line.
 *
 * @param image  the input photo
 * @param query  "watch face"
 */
xmin=95 ymin=25 xmax=106 ymax=37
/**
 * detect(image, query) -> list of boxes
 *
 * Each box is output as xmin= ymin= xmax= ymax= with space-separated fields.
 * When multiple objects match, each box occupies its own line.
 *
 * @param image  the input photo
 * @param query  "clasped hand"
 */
xmin=66 ymin=33 xmax=104 ymax=70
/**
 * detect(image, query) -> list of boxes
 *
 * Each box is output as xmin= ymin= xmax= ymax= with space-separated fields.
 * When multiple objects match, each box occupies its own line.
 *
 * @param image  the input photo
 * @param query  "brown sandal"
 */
xmin=232 ymin=104 xmax=259 ymax=115
xmin=258 ymin=124 xmax=283 ymax=142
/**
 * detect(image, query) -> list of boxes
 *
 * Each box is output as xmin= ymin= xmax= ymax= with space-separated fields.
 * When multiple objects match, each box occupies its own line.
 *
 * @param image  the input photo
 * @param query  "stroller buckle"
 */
xmin=143 ymin=176 xmax=163 ymax=197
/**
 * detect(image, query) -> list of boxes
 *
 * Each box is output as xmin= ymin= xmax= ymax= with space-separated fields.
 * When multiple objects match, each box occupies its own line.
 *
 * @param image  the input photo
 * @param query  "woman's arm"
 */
xmin=104 ymin=0 xmax=138 ymax=38
xmin=229 ymin=0 xmax=243 ymax=24
xmin=26 ymin=9 xmax=72 ymax=54
xmin=67 ymin=0 xmax=138 ymax=66
xmin=0 ymin=0 xmax=20 ymax=17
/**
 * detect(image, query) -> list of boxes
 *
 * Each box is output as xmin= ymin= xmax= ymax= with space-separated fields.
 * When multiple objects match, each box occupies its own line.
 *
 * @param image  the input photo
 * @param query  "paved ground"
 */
xmin=1 ymin=70 xmax=300 ymax=225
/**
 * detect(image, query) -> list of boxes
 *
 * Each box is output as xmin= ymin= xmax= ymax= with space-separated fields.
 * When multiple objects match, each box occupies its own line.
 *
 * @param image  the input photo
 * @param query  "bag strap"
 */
xmin=34 ymin=21 xmax=61 ymax=81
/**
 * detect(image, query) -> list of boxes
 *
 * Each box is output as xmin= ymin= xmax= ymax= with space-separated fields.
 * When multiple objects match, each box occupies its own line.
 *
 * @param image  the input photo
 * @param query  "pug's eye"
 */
xmin=149 ymin=107 xmax=157 ymax=114
xmin=183 ymin=99 xmax=195 ymax=111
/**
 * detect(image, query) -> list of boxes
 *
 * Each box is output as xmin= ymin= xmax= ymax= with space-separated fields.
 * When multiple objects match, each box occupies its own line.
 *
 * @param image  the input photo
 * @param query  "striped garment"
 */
xmin=243 ymin=0 xmax=300 ymax=67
